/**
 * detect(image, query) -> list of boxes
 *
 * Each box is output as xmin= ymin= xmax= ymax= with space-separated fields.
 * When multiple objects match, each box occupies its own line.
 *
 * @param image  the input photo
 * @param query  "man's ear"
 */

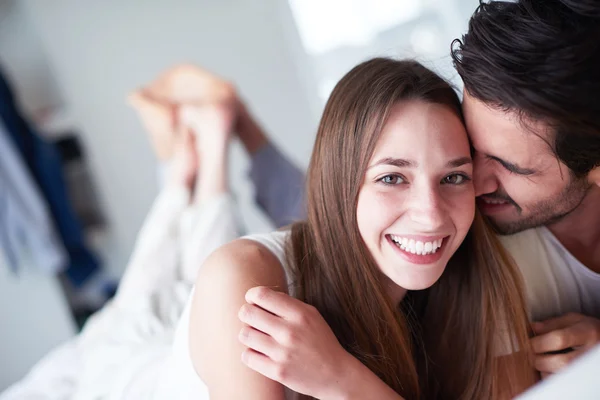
xmin=588 ymin=166 xmax=600 ymax=187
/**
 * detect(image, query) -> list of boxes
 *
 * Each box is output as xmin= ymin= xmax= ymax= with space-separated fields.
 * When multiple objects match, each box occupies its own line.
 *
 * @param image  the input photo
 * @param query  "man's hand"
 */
xmin=531 ymin=313 xmax=600 ymax=378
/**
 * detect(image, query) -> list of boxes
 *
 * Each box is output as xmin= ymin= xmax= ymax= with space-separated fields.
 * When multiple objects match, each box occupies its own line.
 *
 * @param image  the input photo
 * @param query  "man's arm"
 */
xmin=249 ymin=143 xmax=306 ymax=227
xmin=236 ymin=101 xmax=306 ymax=227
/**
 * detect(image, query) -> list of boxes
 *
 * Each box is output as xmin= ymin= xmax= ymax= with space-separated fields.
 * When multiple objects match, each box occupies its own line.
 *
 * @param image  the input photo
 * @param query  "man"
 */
xmin=452 ymin=0 xmax=600 ymax=377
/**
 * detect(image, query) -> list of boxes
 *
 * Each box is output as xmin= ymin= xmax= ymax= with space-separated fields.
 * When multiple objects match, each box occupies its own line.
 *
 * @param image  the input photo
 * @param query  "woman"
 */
xmin=179 ymin=58 xmax=537 ymax=399
xmin=0 ymin=64 xmax=307 ymax=400
xmin=70 ymin=75 xmax=308 ymax=399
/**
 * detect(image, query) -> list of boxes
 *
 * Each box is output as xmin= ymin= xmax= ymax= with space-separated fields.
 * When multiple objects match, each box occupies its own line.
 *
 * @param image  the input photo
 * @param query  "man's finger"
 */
xmin=531 ymin=326 xmax=579 ymax=354
xmin=534 ymin=349 xmax=580 ymax=374
xmin=245 ymin=286 xmax=309 ymax=321
xmin=533 ymin=313 xmax=585 ymax=335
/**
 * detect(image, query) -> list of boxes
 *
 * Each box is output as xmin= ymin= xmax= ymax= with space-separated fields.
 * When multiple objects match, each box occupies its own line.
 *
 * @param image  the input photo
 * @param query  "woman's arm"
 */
xmin=188 ymin=239 xmax=289 ymax=400
xmin=239 ymin=286 xmax=404 ymax=400
xmin=341 ymin=357 xmax=406 ymax=400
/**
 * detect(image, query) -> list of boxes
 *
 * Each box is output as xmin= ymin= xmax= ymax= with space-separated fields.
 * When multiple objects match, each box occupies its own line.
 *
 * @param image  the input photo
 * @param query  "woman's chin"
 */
xmin=388 ymin=265 xmax=446 ymax=292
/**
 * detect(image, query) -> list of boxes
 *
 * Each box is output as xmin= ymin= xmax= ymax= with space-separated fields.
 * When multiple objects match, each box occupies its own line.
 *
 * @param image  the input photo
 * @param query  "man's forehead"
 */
xmin=463 ymin=95 xmax=552 ymax=148
xmin=462 ymin=93 xmax=555 ymax=167
xmin=463 ymin=92 xmax=526 ymax=132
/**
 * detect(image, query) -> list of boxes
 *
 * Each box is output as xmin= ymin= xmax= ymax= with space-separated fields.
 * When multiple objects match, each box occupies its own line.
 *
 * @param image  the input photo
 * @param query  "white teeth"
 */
xmin=415 ymin=241 xmax=424 ymax=255
xmin=389 ymin=235 xmax=445 ymax=255
xmin=484 ymin=198 xmax=506 ymax=205
xmin=424 ymin=242 xmax=433 ymax=253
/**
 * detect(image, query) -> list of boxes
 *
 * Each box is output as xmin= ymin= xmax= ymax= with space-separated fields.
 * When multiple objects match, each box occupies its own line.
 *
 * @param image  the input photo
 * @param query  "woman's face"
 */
xmin=356 ymin=100 xmax=475 ymax=303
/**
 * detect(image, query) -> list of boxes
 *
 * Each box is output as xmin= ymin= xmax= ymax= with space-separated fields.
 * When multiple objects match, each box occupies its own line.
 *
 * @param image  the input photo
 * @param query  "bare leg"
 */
xmin=180 ymin=101 xmax=235 ymax=204
xmin=114 ymin=99 xmax=241 ymax=306
xmin=178 ymin=102 xmax=242 ymax=283
xmin=73 ymin=102 xmax=242 ymax=399
xmin=111 ymin=127 xmax=196 ymax=309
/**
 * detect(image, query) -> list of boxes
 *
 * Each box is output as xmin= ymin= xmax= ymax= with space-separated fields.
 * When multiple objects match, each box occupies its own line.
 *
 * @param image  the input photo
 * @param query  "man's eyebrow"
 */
xmin=486 ymin=155 xmax=536 ymax=175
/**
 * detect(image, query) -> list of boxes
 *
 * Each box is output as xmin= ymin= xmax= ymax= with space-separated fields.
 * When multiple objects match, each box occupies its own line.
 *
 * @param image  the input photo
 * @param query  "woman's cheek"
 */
xmin=448 ymin=188 xmax=476 ymax=234
xmin=357 ymin=186 xmax=407 ymax=236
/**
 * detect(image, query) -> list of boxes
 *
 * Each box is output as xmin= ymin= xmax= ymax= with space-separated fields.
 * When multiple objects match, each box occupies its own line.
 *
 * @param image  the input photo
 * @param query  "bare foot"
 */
xmin=127 ymin=64 xmax=236 ymax=161
xmin=165 ymin=127 xmax=199 ymax=191
xmin=179 ymin=101 xmax=236 ymax=156
xmin=128 ymin=90 xmax=177 ymax=161
xmin=146 ymin=64 xmax=235 ymax=106
xmin=179 ymin=101 xmax=237 ymax=203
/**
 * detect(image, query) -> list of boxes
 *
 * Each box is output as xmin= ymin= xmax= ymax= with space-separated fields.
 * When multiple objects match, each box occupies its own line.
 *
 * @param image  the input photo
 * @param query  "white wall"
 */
xmin=21 ymin=0 xmax=319 ymax=278
xmin=0 ymin=0 xmax=64 ymax=116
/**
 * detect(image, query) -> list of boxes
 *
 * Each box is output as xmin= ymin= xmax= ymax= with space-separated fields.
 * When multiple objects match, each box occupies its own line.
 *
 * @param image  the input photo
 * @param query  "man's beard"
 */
xmin=483 ymin=178 xmax=591 ymax=235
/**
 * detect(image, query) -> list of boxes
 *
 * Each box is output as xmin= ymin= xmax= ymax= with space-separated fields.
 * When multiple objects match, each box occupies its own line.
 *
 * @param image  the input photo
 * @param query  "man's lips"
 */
xmin=477 ymin=196 xmax=513 ymax=214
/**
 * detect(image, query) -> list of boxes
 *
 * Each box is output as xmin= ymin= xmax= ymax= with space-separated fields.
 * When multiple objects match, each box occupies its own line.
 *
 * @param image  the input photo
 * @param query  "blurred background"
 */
xmin=0 ymin=0 xmax=478 ymax=391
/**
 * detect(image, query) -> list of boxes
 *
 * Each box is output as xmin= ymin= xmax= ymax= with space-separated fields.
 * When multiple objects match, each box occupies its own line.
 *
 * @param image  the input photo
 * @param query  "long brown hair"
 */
xmin=286 ymin=58 xmax=535 ymax=399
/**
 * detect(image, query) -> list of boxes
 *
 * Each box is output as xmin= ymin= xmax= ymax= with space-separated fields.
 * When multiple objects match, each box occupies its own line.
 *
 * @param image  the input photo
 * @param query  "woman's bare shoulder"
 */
xmin=195 ymin=237 xmax=286 ymax=287
xmin=188 ymin=237 xmax=288 ymax=399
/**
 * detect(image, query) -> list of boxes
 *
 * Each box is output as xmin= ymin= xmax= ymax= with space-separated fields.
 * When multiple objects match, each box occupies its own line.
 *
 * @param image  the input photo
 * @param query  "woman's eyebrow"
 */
xmin=447 ymin=157 xmax=472 ymax=168
xmin=369 ymin=157 xmax=415 ymax=169
xmin=369 ymin=156 xmax=472 ymax=169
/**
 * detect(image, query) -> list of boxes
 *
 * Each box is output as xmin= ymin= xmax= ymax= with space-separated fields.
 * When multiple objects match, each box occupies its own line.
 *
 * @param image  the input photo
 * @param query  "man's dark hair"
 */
xmin=452 ymin=0 xmax=600 ymax=177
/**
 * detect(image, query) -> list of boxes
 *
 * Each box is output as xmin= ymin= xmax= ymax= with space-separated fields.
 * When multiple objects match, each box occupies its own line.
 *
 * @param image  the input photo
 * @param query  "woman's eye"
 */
xmin=442 ymin=173 xmax=470 ymax=185
xmin=379 ymin=175 xmax=405 ymax=185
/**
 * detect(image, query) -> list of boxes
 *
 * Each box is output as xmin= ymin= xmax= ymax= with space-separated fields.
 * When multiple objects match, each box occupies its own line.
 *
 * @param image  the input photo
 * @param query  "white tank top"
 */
xmin=154 ymin=230 xmax=299 ymax=400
